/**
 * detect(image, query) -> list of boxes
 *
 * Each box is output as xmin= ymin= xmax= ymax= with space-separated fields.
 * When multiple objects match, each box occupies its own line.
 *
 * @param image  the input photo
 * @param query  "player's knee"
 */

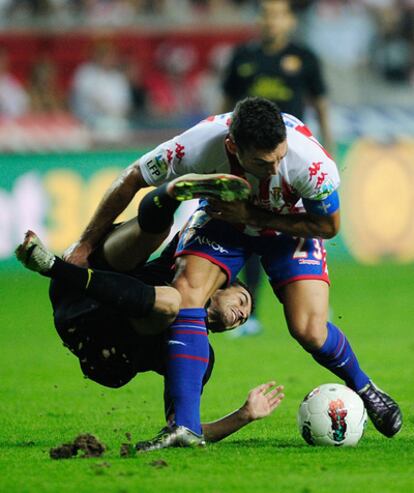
xmin=288 ymin=315 xmax=327 ymax=351
xmin=153 ymin=286 xmax=181 ymax=320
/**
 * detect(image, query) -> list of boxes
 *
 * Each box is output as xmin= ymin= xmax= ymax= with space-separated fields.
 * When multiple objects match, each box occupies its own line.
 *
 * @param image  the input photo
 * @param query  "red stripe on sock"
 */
xmin=170 ymin=354 xmax=209 ymax=363
xmin=174 ymin=330 xmax=207 ymax=336
xmin=174 ymin=319 xmax=206 ymax=325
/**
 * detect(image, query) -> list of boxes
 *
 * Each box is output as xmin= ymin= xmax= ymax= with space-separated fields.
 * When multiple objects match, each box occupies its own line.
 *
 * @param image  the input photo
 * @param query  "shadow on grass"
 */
xmin=0 ymin=440 xmax=52 ymax=448
xmin=220 ymin=433 xmax=412 ymax=451
xmin=221 ymin=438 xmax=304 ymax=449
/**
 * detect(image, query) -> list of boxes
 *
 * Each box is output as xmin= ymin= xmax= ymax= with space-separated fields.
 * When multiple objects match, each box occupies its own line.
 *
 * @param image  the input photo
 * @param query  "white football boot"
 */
xmin=135 ymin=425 xmax=206 ymax=453
xmin=15 ymin=230 xmax=55 ymax=273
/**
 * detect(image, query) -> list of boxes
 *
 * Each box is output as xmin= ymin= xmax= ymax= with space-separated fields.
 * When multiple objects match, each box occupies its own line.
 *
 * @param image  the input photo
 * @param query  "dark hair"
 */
xmin=231 ymin=278 xmax=256 ymax=315
xmin=230 ymin=96 xmax=286 ymax=153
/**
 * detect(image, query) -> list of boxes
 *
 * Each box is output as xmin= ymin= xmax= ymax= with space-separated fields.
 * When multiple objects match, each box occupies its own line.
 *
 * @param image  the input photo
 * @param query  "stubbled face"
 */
xmin=237 ymin=140 xmax=288 ymax=179
xmin=259 ymin=0 xmax=296 ymax=42
xmin=207 ymin=285 xmax=252 ymax=333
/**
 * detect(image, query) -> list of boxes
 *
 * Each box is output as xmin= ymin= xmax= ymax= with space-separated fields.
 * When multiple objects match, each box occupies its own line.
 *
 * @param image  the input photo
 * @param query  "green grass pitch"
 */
xmin=1 ymin=261 xmax=413 ymax=493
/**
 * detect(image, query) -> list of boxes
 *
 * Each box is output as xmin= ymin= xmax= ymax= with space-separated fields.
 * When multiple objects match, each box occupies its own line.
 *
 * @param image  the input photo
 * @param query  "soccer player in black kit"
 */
xmin=16 ymin=174 xmax=285 ymax=451
xmin=222 ymin=0 xmax=332 ymax=151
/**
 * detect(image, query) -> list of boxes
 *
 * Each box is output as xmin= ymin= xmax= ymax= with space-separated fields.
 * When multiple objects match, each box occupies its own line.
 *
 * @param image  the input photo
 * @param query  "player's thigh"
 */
xmin=261 ymin=235 xmax=330 ymax=296
xmin=174 ymin=210 xmax=249 ymax=306
xmin=278 ymin=279 xmax=330 ymax=335
xmin=101 ymin=218 xmax=170 ymax=272
xmin=261 ymin=235 xmax=330 ymax=344
xmin=130 ymin=286 xmax=182 ymax=334
xmin=173 ymin=254 xmax=227 ymax=307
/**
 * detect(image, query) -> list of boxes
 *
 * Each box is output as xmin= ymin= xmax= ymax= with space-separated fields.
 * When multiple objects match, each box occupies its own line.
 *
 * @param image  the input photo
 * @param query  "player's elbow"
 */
xmin=319 ymin=212 xmax=340 ymax=239
xmin=322 ymin=224 xmax=338 ymax=239
xmin=129 ymin=163 xmax=147 ymax=189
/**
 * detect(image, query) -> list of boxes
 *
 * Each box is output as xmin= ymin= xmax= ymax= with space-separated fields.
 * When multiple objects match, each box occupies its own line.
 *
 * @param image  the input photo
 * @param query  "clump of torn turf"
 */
xmin=120 ymin=432 xmax=135 ymax=458
xmin=50 ymin=443 xmax=78 ymax=460
xmin=50 ymin=434 xmax=106 ymax=460
xmin=120 ymin=443 xmax=136 ymax=458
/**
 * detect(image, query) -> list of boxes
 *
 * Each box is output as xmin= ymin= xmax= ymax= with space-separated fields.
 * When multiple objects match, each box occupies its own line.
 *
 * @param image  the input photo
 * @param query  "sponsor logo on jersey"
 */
xmin=194 ymin=235 xmax=229 ymax=254
xmin=165 ymin=144 xmax=185 ymax=164
xmin=316 ymin=172 xmax=328 ymax=188
xmin=146 ymin=154 xmax=168 ymax=178
xmin=175 ymin=143 xmax=185 ymax=161
xmin=280 ymin=55 xmax=302 ymax=74
xmin=308 ymin=161 xmax=322 ymax=180
xmin=309 ymin=161 xmax=332 ymax=191
xmin=313 ymin=179 xmax=336 ymax=200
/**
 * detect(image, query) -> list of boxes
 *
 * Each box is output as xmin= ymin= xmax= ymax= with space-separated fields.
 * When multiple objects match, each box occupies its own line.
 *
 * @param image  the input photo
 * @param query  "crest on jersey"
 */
xmin=270 ymin=186 xmax=282 ymax=203
xmin=280 ymin=55 xmax=302 ymax=74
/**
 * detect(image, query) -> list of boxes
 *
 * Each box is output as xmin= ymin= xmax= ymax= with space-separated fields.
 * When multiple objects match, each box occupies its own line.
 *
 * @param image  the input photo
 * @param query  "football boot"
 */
xmin=167 ymin=173 xmax=251 ymax=202
xmin=15 ymin=230 xmax=55 ymax=273
xmin=135 ymin=425 xmax=206 ymax=452
xmin=358 ymin=381 xmax=402 ymax=437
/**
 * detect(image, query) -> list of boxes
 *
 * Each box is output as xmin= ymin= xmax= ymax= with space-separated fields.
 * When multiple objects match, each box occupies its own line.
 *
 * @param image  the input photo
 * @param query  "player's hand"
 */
xmin=241 ymin=381 xmax=285 ymax=422
xmin=63 ymin=241 xmax=92 ymax=267
xmin=206 ymin=199 xmax=251 ymax=224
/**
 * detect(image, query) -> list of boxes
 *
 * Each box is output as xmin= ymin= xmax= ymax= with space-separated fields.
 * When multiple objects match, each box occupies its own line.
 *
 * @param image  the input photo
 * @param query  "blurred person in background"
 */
xmin=368 ymin=0 xmax=413 ymax=83
xmin=143 ymin=42 xmax=200 ymax=126
xmin=191 ymin=44 xmax=233 ymax=117
xmin=5 ymin=0 xmax=52 ymax=24
xmin=70 ymin=40 xmax=132 ymax=138
xmin=0 ymin=47 xmax=29 ymax=118
xmin=82 ymin=0 xmax=144 ymax=27
xmin=221 ymin=0 xmax=332 ymax=337
xmin=303 ymin=0 xmax=376 ymax=105
xmin=28 ymin=56 xmax=66 ymax=113
xmin=123 ymin=57 xmax=149 ymax=127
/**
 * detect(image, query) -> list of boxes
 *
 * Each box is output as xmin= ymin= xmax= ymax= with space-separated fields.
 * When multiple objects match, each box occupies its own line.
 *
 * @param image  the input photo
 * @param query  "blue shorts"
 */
xmin=176 ymin=210 xmax=330 ymax=293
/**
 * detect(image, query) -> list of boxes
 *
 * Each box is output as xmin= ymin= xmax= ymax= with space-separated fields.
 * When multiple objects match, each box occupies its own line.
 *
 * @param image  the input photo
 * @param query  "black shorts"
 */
xmin=50 ymin=279 xmax=167 ymax=387
xmin=49 ymin=283 xmax=215 ymax=390
xmin=49 ymin=231 xmax=214 ymax=389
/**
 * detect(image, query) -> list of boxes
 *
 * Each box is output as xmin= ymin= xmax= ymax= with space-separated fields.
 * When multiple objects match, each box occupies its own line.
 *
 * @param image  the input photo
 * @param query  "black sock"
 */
xmin=48 ymin=257 xmax=156 ymax=318
xmin=137 ymin=183 xmax=180 ymax=234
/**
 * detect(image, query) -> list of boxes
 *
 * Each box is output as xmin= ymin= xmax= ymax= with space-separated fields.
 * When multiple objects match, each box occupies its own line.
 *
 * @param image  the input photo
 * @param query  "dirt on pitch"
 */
xmin=50 ymin=434 xmax=106 ymax=460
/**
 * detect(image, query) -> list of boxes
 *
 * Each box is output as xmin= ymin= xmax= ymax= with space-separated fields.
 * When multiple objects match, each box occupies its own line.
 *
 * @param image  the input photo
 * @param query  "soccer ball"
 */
xmin=297 ymin=383 xmax=367 ymax=446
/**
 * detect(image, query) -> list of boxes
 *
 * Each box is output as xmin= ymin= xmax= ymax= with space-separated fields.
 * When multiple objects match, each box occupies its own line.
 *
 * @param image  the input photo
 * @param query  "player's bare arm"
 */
xmin=64 ymin=164 xmax=146 ymax=266
xmin=206 ymin=199 xmax=340 ymax=239
xmin=202 ymin=382 xmax=285 ymax=443
xmin=135 ymin=381 xmax=285 ymax=452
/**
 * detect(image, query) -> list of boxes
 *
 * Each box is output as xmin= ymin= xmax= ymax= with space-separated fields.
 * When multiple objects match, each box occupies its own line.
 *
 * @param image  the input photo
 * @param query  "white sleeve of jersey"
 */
xmin=293 ymin=155 xmax=340 ymax=201
xmin=285 ymin=120 xmax=340 ymax=201
xmin=135 ymin=116 xmax=229 ymax=186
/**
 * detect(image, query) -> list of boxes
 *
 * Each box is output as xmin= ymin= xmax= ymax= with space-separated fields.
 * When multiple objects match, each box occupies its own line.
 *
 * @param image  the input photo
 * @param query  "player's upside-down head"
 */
xmin=206 ymin=279 xmax=254 ymax=333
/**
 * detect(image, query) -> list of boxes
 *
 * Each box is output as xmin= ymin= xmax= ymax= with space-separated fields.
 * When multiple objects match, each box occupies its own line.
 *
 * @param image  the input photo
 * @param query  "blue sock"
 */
xmin=311 ymin=322 xmax=370 ymax=392
xmin=166 ymin=308 xmax=209 ymax=435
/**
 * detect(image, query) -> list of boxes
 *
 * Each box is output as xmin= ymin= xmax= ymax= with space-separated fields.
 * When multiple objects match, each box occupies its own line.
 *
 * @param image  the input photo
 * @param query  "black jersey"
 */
xmin=222 ymin=41 xmax=326 ymax=120
xmin=48 ymin=233 xmax=215 ymax=390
